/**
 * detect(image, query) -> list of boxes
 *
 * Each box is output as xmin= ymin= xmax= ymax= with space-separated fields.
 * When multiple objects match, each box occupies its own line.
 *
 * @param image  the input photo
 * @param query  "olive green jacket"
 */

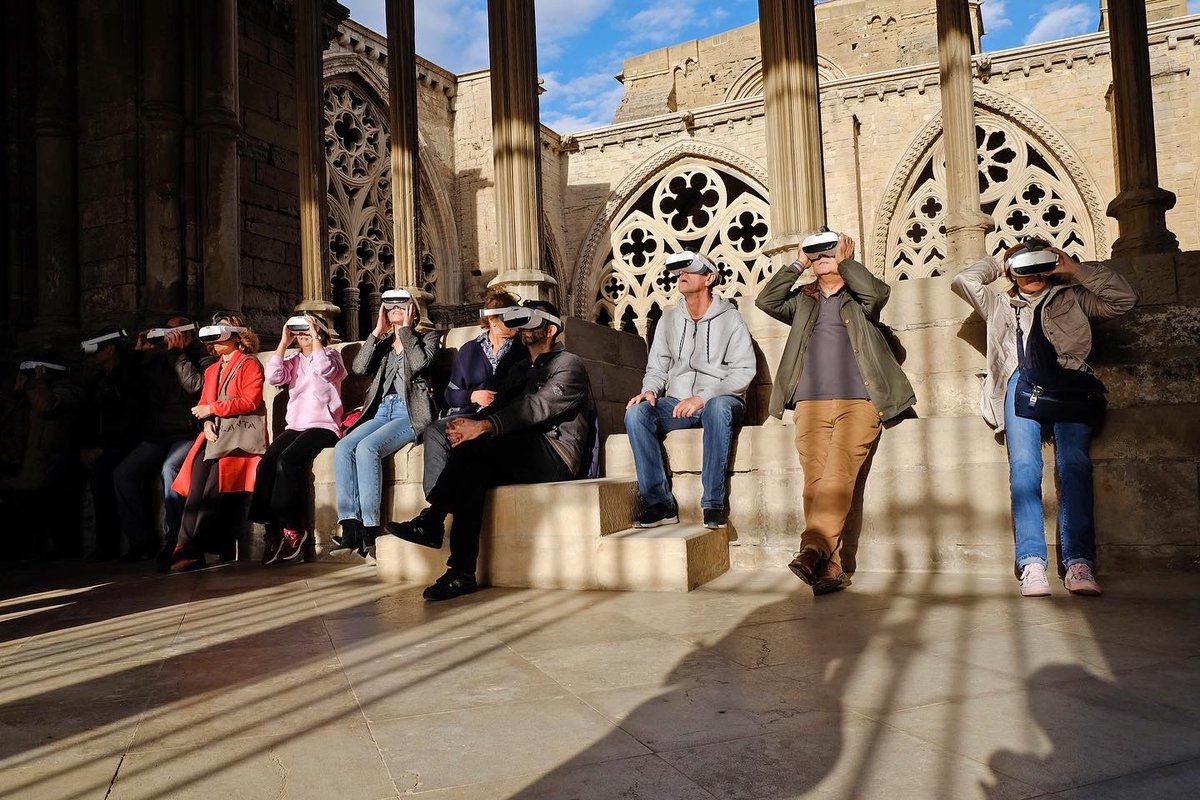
xmin=755 ymin=259 xmax=916 ymax=422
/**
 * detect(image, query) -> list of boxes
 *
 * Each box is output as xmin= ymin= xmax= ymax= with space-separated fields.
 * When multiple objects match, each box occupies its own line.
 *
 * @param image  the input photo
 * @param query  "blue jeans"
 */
xmin=1004 ymin=371 xmax=1096 ymax=571
xmin=334 ymin=395 xmax=415 ymax=527
xmin=162 ymin=439 xmax=192 ymax=540
xmin=624 ymin=394 xmax=744 ymax=510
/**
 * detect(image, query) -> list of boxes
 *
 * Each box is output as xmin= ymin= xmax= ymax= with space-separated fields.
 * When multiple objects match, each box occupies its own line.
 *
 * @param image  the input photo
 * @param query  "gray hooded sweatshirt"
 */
xmin=641 ymin=293 xmax=757 ymax=402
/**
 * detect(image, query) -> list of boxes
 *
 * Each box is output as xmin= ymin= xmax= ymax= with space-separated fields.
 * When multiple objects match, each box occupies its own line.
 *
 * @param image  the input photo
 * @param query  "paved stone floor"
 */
xmin=1 ymin=561 xmax=1198 ymax=800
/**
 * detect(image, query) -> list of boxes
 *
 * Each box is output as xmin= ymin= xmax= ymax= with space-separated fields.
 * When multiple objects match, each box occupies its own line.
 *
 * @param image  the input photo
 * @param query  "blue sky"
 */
xmin=339 ymin=1 xmax=1200 ymax=132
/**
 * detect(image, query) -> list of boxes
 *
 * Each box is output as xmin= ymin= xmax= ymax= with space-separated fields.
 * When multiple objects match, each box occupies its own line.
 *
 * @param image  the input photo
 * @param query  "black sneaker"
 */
xmin=384 ymin=511 xmax=445 ymax=549
xmin=633 ymin=501 xmax=678 ymax=528
xmin=702 ymin=508 xmax=726 ymax=529
xmin=422 ymin=569 xmax=478 ymax=601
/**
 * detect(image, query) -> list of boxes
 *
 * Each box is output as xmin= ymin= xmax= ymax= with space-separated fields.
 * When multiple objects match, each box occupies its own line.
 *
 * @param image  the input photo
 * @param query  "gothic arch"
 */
xmin=871 ymin=88 xmax=1109 ymax=280
xmin=723 ymin=56 xmax=846 ymax=103
xmin=572 ymin=141 xmax=770 ymax=318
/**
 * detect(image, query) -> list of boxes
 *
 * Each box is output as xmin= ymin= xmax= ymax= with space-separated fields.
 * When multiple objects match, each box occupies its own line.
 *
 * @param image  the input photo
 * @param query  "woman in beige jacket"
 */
xmin=952 ymin=244 xmax=1137 ymax=598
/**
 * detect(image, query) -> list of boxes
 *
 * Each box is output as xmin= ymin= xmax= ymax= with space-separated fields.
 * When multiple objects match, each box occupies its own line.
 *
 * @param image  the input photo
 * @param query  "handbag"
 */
xmin=204 ymin=357 xmax=268 ymax=460
xmin=1013 ymin=303 xmax=1107 ymax=427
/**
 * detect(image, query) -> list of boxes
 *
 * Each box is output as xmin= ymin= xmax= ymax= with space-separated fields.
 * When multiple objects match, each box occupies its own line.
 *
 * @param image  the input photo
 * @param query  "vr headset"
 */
xmin=381 ymin=288 xmax=414 ymax=309
xmin=19 ymin=360 xmax=68 ymax=374
xmin=81 ymin=330 xmax=128 ymax=354
xmin=501 ymin=306 xmax=562 ymax=330
xmin=664 ymin=251 xmax=716 ymax=274
xmin=1007 ymin=237 xmax=1058 ymax=277
xmin=801 ymin=227 xmax=840 ymax=257
xmin=145 ymin=323 xmax=195 ymax=342
xmin=285 ymin=315 xmax=328 ymax=335
xmin=479 ymin=306 xmax=521 ymax=319
xmin=198 ymin=324 xmax=247 ymax=344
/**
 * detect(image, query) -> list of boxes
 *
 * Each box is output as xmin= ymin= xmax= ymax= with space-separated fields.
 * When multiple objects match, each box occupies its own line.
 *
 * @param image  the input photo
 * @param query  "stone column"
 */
xmin=758 ymin=0 xmax=826 ymax=268
xmin=294 ymin=0 xmax=340 ymax=323
xmin=1105 ymin=0 xmax=1178 ymax=255
xmin=196 ymin=0 xmax=241 ymax=312
xmin=385 ymin=0 xmax=426 ymax=309
xmin=141 ymin=0 xmax=184 ymax=316
xmin=936 ymin=0 xmax=992 ymax=273
xmin=33 ymin=0 xmax=78 ymax=331
xmin=486 ymin=0 xmax=557 ymax=302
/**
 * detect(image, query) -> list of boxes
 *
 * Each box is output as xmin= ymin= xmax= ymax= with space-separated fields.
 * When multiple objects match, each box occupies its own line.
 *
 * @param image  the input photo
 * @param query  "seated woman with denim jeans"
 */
xmin=952 ymin=241 xmax=1137 ymax=597
xmin=331 ymin=290 xmax=441 ymax=555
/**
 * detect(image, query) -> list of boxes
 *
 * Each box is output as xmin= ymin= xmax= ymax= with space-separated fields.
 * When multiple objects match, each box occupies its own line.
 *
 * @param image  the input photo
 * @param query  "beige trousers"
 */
xmin=793 ymin=399 xmax=882 ymax=568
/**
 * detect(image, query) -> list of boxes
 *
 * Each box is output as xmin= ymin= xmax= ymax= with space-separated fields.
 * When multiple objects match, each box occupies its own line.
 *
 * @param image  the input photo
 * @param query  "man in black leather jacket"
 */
xmin=386 ymin=300 xmax=591 ymax=601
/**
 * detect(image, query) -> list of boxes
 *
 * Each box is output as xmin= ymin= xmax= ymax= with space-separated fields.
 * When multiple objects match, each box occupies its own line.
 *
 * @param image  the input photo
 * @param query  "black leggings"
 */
xmin=175 ymin=455 xmax=242 ymax=558
xmin=248 ymin=428 xmax=338 ymax=530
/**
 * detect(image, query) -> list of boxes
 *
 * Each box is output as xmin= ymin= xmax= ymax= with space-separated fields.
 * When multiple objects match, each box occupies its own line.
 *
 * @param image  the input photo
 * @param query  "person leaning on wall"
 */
xmin=756 ymin=228 xmax=916 ymax=596
xmin=952 ymin=238 xmax=1137 ymax=598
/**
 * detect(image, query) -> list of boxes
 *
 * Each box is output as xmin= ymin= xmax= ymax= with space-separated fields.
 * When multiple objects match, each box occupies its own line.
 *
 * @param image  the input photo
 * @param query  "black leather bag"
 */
xmin=1014 ymin=304 xmax=1106 ymax=427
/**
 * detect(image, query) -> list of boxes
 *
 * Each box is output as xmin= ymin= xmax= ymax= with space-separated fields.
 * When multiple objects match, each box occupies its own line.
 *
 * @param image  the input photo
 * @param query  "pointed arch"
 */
xmin=724 ymin=56 xmax=846 ymax=102
xmin=871 ymin=88 xmax=1109 ymax=280
xmin=571 ymin=141 xmax=770 ymax=318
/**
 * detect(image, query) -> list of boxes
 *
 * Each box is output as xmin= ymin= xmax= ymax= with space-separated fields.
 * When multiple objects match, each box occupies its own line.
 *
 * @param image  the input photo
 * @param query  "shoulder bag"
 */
xmin=204 ymin=358 xmax=269 ymax=460
xmin=1013 ymin=303 xmax=1107 ymax=427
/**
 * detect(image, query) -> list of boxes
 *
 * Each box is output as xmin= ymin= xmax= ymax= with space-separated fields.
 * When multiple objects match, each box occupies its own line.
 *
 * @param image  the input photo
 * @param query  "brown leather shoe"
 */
xmin=787 ymin=548 xmax=824 ymax=585
xmin=812 ymin=561 xmax=851 ymax=596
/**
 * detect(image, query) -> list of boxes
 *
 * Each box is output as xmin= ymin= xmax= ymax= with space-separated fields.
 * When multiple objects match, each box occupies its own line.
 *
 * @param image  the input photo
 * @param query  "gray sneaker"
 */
xmin=1020 ymin=563 xmax=1052 ymax=597
xmin=1064 ymin=563 xmax=1102 ymax=596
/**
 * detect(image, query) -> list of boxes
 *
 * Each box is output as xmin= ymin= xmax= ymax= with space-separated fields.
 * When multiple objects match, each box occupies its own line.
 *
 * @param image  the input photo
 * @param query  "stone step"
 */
xmin=373 ymin=479 xmax=730 ymax=591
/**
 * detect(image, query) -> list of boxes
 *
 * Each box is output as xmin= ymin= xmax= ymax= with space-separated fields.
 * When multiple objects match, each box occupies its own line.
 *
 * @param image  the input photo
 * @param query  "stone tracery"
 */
xmin=591 ymin=163 xmax=772 ymax=335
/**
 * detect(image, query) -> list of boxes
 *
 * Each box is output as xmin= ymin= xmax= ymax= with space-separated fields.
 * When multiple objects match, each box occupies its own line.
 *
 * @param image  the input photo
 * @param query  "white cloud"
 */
xmin=539 ymin=69 xmax=626 ymax=133
xmin=622 ymin=0 xmax=714 ymax=46
xmin=981 ymin=0 xmax=1012 ymax=33
xmin=1023 ymin=3 xmax=1096 ymax=46
xmin=415 ymin=0 xmax=490 ymax=73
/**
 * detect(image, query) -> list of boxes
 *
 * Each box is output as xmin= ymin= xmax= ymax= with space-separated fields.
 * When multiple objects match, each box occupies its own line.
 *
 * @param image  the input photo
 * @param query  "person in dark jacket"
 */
xmin=112 ymin=316 xmax=213 ymax=562
xmin=387 ymin=300 xmax=591 ymax=601
xmin=756 ymin=230 xmax=915 ymax=595
xmin=330 ymin=290 xmax=442 ymax=555
xmin=79 ymin=327 xmax=143 ymax=561
xmin=0 ymin=351 xmax=82 ymax=559
xmin=421 ymin=287 xmax=527 ymax=498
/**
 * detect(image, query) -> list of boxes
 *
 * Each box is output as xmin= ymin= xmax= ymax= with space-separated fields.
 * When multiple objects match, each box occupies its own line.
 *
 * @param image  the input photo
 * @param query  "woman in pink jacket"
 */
xmin=250 ymin=314 xmax=347 ymax=564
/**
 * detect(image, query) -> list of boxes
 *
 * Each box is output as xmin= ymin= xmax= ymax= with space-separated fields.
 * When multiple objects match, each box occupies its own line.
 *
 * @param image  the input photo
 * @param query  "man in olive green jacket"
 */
xmin=756 ymin=231 xmax=915 ymax=594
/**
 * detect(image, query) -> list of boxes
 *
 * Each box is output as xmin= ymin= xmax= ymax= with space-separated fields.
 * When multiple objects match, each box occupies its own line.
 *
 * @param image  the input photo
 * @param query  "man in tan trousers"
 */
xmin=756 ymin=229 xmax=915 ymax=594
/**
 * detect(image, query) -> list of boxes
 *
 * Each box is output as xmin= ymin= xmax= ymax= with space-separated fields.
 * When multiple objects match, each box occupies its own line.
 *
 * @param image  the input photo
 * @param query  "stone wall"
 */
xmin=238 ymin=1 xmax=303 ymax=326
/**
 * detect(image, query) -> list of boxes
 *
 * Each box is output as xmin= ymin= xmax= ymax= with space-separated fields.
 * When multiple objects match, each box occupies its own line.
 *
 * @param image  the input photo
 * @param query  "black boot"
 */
xmin=383 ymin=509 xmax=446 ymax=549
xmin=328 ymin=519 xmax=362 ymax=553
xmin=358 ymin=525 xmax=378 ymax=557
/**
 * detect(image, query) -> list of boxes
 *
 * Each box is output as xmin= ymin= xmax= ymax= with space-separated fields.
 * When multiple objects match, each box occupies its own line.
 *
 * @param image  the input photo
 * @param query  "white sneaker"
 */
xmin=1020 ymin=563 xmax=1052 ymax=597
xmin=1064 ymin=563 xmax=1102 ymax=596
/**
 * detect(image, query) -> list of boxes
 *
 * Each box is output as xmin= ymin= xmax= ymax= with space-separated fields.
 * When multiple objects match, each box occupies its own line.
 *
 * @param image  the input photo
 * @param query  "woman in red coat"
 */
xmin=163 ymin=313 xmax=264 ymax=573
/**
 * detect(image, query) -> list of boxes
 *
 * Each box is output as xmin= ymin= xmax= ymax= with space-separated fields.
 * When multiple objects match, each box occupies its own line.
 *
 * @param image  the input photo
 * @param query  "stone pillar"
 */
xmin=486 ymin=0 xmax=557 ymax=302
xmin=757 ymin=0 xmax=826 ymax=268
xmin=385 ymin=0 xmax=425 ymax=306
xmin=1105 ymin=0 xmax=1178 ymax=256
xmin=196 ymin=0 xmax=241 ymax=312
xmin=33 ymin=0 xmax=78 ymax=331
xmin=141 ymin=0 xmax=184 ymax=316
xmin=294 ymin=0 xmax=340 ymax=323
xmin=936 ymin=0 xmax=992 ymax=273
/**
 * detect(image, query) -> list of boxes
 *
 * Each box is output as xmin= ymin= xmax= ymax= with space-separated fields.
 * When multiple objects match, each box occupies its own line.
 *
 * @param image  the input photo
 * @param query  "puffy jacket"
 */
xmin=951 ymin=256 xmax=1138 ymax=432
xmin=756 ymin=259 xmax=916 ymax=422
xmin=641 ymin=293 xmax=756 ymax=402
xmin=484 ymin=345 xmax=591 ymax=477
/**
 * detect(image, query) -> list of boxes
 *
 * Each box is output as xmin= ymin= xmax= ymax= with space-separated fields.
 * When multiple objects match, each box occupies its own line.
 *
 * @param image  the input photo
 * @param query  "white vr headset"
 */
xmin=501 ymin=306 xmax=562 ymax=330
xmin=801 ymin=227 xmax=840 ymax=256
xmin=1007 ymin=248 xmax=1059 ymax=277
xmin=285 ymin=315 xmax=328 ymax=335
xmin=145 ymin=323 xmax=195 ymax=341
xmin=381 ymin=289 xmax=414 ymax=308
xmin=479 ymin=305 xmax=521 ymax=319
xmin=664 ymin=251 xmax=716 ymax=274
xmin=20 ymin=360 xmax=68 ymax=373
xmin=198 ymin=324 xmax=247 ymax=344
xmin=81 ymin=330 xmax=127 ymax=354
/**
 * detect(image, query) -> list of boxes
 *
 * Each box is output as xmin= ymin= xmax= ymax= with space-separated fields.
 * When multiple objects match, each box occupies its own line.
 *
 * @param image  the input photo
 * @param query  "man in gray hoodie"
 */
xmin=625 ymin=251 xmax=757 ymax=530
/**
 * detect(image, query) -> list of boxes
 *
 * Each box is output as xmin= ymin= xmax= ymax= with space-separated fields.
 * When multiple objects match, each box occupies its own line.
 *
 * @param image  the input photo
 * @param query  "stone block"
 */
xmin=880 ymin=275 xmax=976 ymax=327
xmin=1118 ymin=253 xmax=1179 ymax=306
xmin=1092 ymin=404 xmax=1200 ymax=460
xmin=1093 ymin=462 xmax=1200 ymax=546
xmin=595 ymin=526 xmax=731 ymax=591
